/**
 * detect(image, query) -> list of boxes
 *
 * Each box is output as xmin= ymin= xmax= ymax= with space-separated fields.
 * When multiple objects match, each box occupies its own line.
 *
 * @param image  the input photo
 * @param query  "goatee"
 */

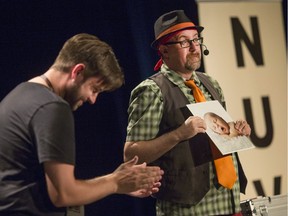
xmin=185 ymin=53 xmax=201 ymax=71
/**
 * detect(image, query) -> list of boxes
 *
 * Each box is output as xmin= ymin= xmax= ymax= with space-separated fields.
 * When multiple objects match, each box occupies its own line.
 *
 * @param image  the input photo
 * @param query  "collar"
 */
xmin=160 ymin=63 xmax=201 ymax=86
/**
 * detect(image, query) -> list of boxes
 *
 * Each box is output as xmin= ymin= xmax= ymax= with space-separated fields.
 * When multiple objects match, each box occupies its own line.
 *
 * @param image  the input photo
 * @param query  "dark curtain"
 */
xmin=0 ymin=0 xmax=286 ymax=215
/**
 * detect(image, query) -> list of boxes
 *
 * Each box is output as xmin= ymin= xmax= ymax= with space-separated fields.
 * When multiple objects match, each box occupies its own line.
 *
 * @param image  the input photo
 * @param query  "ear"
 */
xmin=71 ymin=64 xmax=85 ymax=80
xmin=159 ymin=45 xmax=169 ymax=57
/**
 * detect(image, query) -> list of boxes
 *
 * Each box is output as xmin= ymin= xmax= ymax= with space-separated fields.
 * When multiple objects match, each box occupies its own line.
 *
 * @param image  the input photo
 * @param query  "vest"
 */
xmin=149 ymin=72 xmax=247 ymax=205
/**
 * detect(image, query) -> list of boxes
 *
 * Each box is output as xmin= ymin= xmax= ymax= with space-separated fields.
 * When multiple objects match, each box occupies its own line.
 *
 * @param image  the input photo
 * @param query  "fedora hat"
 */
xmin=151 ymin=10 xmax=204 ymax=49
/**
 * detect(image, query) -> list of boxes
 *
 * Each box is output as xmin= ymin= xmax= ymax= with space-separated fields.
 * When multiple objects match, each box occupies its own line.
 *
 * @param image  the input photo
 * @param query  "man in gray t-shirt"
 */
xmin=0 ymin=33 xmax=164 ymax=215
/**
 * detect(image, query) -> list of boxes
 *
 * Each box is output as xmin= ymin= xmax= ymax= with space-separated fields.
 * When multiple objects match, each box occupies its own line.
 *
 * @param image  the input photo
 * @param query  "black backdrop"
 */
xmin=0 ymin=1 xmax=286 ymax=216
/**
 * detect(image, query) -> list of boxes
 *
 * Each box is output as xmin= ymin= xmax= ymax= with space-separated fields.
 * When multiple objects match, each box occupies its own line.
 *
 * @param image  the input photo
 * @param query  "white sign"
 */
xmin=196 ymin=0 xmax=287 ymax=199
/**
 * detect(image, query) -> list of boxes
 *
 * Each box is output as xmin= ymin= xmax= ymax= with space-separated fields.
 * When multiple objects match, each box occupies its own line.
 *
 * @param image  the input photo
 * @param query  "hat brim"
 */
xmin=151 ymin=25 xmax=204 ymax=49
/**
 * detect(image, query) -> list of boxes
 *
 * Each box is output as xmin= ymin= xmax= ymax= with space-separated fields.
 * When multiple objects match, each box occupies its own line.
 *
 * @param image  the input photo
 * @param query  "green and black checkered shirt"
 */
xmin=126 ymin=63 xmax=242 ymax=216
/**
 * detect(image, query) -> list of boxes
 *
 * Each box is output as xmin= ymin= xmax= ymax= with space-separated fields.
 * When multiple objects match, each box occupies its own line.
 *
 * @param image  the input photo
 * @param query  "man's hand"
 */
xmin=112 ymin=156 xmax=164 ymax=195
xmin=128 ymin=182 xmax=162 ymax=198
xmin=175 ymin=116 xmax=207 ymax=141
xmin=234 ymin=120 xmax=251 ymax=136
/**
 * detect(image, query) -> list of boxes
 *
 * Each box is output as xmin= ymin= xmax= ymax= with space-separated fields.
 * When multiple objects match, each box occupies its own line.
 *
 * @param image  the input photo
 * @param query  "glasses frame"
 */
xmin=163 ymin=37 xmax=203 ymax=48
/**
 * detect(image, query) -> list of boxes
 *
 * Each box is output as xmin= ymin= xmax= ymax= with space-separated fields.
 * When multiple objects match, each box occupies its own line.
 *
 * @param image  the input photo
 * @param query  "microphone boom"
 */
xmin=201 ymin=44 xmax=210 ymax=56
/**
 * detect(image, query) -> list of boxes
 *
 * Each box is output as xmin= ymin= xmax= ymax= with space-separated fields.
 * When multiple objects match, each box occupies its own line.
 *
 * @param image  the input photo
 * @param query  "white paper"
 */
xmin=67 ymin=206 xmax=84 ymax=216
xmin=186 ymin=100 xmax=255 ymax=154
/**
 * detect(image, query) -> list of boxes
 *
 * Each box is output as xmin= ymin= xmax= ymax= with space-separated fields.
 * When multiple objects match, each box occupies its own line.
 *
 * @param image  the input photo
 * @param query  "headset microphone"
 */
xmin=201 ymin=44 xmax=209 ymax=56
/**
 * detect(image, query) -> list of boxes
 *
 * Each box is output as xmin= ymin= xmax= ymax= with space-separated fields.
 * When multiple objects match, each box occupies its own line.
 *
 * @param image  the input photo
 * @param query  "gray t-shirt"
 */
xmin=0 ymin=82 xmax=75 ymax=215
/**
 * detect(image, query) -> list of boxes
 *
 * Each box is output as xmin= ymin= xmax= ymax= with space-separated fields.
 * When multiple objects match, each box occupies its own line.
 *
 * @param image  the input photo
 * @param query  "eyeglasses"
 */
xmin=163 ymin=37 xmax=203 ymax=48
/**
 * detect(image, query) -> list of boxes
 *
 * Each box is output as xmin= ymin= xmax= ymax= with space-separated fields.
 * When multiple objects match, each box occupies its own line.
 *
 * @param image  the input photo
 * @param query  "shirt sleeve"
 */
xmin=30 ymin=101 xmax=75 ymax=165
xmin=126 ymin=79 xmax=164 ymax=142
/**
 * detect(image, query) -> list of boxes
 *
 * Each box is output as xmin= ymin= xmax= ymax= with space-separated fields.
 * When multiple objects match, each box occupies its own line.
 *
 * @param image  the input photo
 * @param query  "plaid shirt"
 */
xmin=126 ymin=63 xmax=242 ymax=216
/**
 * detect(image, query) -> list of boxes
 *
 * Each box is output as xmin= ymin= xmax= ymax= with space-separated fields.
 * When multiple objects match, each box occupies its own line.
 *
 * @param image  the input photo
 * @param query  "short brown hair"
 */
xmin=52 ymin=33 xmax=124 ymax=91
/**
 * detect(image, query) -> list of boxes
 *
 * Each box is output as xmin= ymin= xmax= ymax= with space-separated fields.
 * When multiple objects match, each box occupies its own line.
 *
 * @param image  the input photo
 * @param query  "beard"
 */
xmin=64 ymin=83 xmax=84 ymax=111
xmin=184 ymin=52 xmax=201 ymax=71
